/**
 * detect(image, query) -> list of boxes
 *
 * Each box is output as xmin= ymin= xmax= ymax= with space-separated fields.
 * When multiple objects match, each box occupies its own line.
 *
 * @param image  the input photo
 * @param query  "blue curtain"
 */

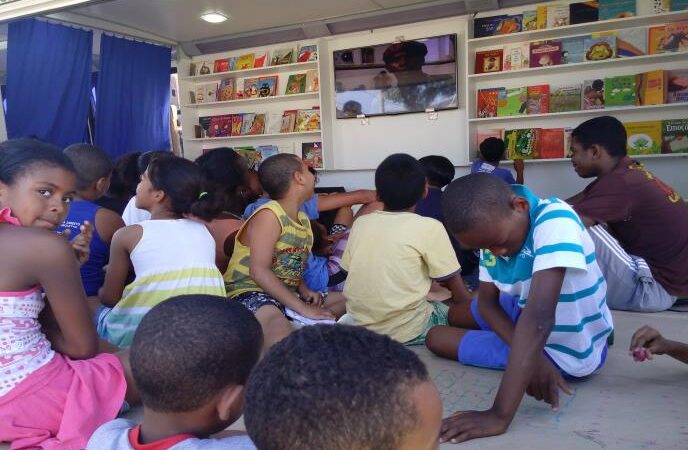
xmin=95 ymin=35 xmax=171 ymax=159
xmin=6 ymin=19 xmax=92 ymax=148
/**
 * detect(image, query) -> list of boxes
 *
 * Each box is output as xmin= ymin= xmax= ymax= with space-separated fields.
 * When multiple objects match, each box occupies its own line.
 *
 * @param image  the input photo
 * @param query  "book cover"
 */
xmin=503 ymin=43 xmax=529 ymax=70
xmin=249 ymin=113 xmax=266 ymax=135
xmin=599 ymin=0 xmax=635 ymax=19
xmin=667 ymin=69 xmax=688 ymax=103
xmin=271 ymin=48 xmax=294 ymax=65
xmin=213 ymin=58 xmax=229 ymax=73
xmin=208 ymin=115 xmax=222 ymax=138
xmin=564 ymin=127 xmax=575 ymax=157
xmin=231 ymin=114 xmax=243 ymax=136
xmin=636 ymin=70 xmax=666 ymax=105
xmin=549 ymin=84 xmax=582 ymax=112
xmin=497 ymin=87 xmax=527 ymax=117
xmin=243 ymin=77 xmax=260 ymax=98
xmin=506 ymin=128 xmax=538 ymax=159
xmin=495 ymin=15 xmax=522 ymax=35
xmin=616 ymin=27 xmax=648 ymax=57
xmin=570 ymin=2 xmax=599 ymax=25
xmin=476 ymin=129 xmax=503 ymax=154
xmin=536 ymin=6 xmax=548 ymax=29
xmin=295 ymin=109 xmax=321 ymax=132
xmin=253 ymin=51 xmax=268 ymax=68
xmin=198 ymin=61 xmax=212 ymax=75
xmin=196 ymin=82 xmax=218 ymax=103
xmin=526 ymin=84 xmax=549 ymax=114
xmin=583 ymin=79 xmax=605 ymax=109
xmin=235 ymin=53 xmax=255 ymax=70
xmin=264 ymin=112 xmax=283 ymax=134
xmin=198 ymin=116 xmax=212 ymax=137
xmin=605 ymin=75 xmax=636 ymax=106
xmin=537 ymin=128 xmax=565 ymax=159
xmin=227 ymin=57 xmax=236 ymax=71
xmin=584 ymin=35 xmax=616 ymax=61
xmin=306 ymin=69 xmax=319 ymax=92
xmin=258 ymin=145 xmax=280 ymax=165
xmin=302 ymin=142 xmax=323 ymax=169
xmin=665 ymin=21 xmax=688 ymax=52
xmin=474 ymin=15 xmax=507 ymax=38
xmin=477 ymin=88 xmax=501 ymax=118
xmin=637 ymin=0 xmax=671 ymax=15
xmin=624 ymin=121 xmax=662 ymax=155
xmin=297 ymin=44 xmax=318 ymax=62
xmin=504 ymin=129 xmax=519 ymax=158
xmin=673 ymin=0 xmax=688 ymax=10
xmin=523 ymin=10 xmax=537 ymax=30
xmin=235 ymin=147 xmax=261 ymax=169
xmin=218 ymin=78 xmax=236 ymax=101
xmin=648 ymin=26 xmax=668 ymax=54
xmin=475 ymin=49 xmax=503 ymax=73
xmin=285 ymin=73 xmax=307 ymax=94
xmin=218 ymin=114 xmax=233 ymax=137
xmin=240 ymin=113 xmax=256 ymax=135
xmin=529 ymin=41 xmax=562 ymax=67
xmin=662 ymin=119 xmax=688 ymax=153
xmin=257 ymin=76 xmax=278 ymax=97
xmin=280 ymin=110 xmax=298 ymax=133
xmin=547 ymin=5 xmax=570 ymax=28
xmin=234 ymin=79 xmax=245 ymax=99
xmin=560 ymin=36 xmax=586 ymax=64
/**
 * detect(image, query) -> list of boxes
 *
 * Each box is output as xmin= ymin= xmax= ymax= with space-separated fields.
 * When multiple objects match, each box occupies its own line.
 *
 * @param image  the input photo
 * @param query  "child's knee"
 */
xmin=425 ymin=326 xmax=462 ymax=360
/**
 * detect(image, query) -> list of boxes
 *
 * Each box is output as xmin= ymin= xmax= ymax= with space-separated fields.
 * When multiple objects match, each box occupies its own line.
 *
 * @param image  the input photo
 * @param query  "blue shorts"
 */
xmin=458 ymin=295 xmax=607 ymax=377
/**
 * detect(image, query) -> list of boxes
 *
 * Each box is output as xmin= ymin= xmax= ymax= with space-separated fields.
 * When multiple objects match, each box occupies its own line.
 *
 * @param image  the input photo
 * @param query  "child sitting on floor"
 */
xmin=244 ymin=325 xmax=442 ymax=450
xmin=471 ymin=137 xmax=524 ymax=185
xmin=427 ymin=173 xmax=612 ymax=443
xmin=630 ymin=325 xmax=688 ymax=364
xmin=0 ymin=139 xmax=137 ymax=450
xmin=87 ymin=295 xmax=262 ymax=450
xmin=225 ymin=154 xmax=334 ymax=349
xmin=121 ymin=151 xmax=175 ymax=225
xmin=341 ymin=153 xmax=472 ymax=345
xmin=97 ymin=157 xmax=226 ymax=348
xmin=57 ymin=144 xmax=125 ymax=296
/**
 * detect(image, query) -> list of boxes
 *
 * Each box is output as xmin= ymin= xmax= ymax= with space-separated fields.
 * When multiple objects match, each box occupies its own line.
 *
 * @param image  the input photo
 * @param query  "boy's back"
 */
xmin=342 ymin=210 xmax=459 ymax=342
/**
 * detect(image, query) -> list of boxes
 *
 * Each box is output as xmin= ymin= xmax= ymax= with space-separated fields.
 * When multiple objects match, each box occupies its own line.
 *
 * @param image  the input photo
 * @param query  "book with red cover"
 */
xmin=230 ymin=114 xmax=243 ymax=136
xmin=526 ymin=85 xmax=549 ymax=114
xmin=529 ymin=41 xmax=562 ymax=68
xmin=213 ymin=58 xmax=229 ymax=73
xmin=537 ymin=128 xmax=565 ymax=159
xmin=474 ymin=49 xmax=503 ymax=74
xmin=477 ymin=88 xmax=501 ymax=118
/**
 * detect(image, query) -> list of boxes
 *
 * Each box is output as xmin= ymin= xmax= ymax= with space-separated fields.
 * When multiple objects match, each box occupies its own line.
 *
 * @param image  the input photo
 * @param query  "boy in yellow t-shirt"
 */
xmin=341 ymin=153 xmax=473 ymax=344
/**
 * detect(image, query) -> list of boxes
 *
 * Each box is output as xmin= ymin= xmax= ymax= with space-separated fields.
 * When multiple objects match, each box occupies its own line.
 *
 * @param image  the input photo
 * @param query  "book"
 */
xmin=522 ymin=10 xmax=537 ymax=30
xmin=302 ymin=142 xmax=323 ymax=169
xmin=497 ymin=87 xmax=527 ymax=117
xmin=584 ymin=34 xmax=616 ymax=61
xmin=495 ymin=15 xmax=522 ymax=35
xmin=297 ymin=44 xmax=318 ymax=62
xmin=207 ymin=116 xmax=222 ymax=138
xmin=253 ymin=51 xmax=268 ymax=68
xmin=196 ymin=82 xmax=218 ymax=103
xmin=257 ymin=76 xmax=278 ymax=97
xmin=243 ymin=77 xmax=260 ymax=98
xmin=662 ymin=119 xmax=688 ymax=153
xmin=271 ymin=48 xmax=294 ymax=65
xmin=503 ymin=43 xmax=529 ymax=70
xmin=537 ymin=128 xmax=565 ymax=159
xmin=547 ymin=5 xmax=570 ymax=28
xmin=526 ymin=85 xmax=549 ymax=114
xmin=280 ymin=110 xmax=298 ymax=133
xmin=219 ymin=115 xmax=233 ymax=137
xmin=637 ymin=0 xmax=670 ymax=15
xmin=549 ymin=84 xmax=582 ymax=112
xmin=231 ymin=114 xmax=243 ymax=136
xmin=209 ymin=114 xmax=232 ymax=138
xmin=599 ymin=0 xmax=635 ymax=19
xmin=536 ymin=6 xmax=548 ymax=29
xmin=667 ymin=69 xmax=688 ymax=103
xmin=570 ymin=1 xmax=599 ymax=25
xmin=665 ymin=21 xmax=688 ymax=52
xmin=285 ymin=73 xmax=307 ymax=94
xmin=564 ymin=127 xmax=575 ymax=157
xmin=234 ymin=79 xmax=245 ymax=99
xmin=583 ymin=79 xmax=605 ymax=109
xmin=616 ymin=27 xmax=648 ymax=57
xmin=213 ymin=58 xmax=229 ymax=73
xmin=306 ymin=69 xmax=319 ymax=92
xmin=506 ymin=128 xmax=538 ymax=159
xmin=198 ymin=61 xmax=212 ymax=75
xmin=217 ymin=78 xmax=236 ymax=101
xmin=560 ymin=36 xmax=586 ymax=64
xmin=235 ymin=147 xmax=261 ymax=169
xmin=474 ymin=15 xmax=507 ymax=38
xmin=188 ymin=90 xmax=196 ymax=104
xmin=503 ymin=129 xmax=518 ymax=158
xmin=648 ymin=26 xmax=668 ymax=54
xmin=605 ymin=75 xmax=636 ymax=106
xmin=295 ymin=109 xmax=321 ymax=132
xmin=227 ymin=57 xmax=236 ymax=71
xmin=477 ymin=88 xmax=501 ymax=118
xmin=240 ymin=113 xmax=266 ymax=135
xmin=475 ymin=49 xmax=503 ymax=73
xmin=257 ymin=145 xmax=280 ymax=166
xmin=624 ymin=121 xmax=662 ymax=155
xmin=264 ymin=112 xmax=283 ymax=134
xmin=198 ymin=116 xmax=212 ymax=137
xmin=476 ymin=129 xmax=503 ymax=154
xmin=636 ymin=70 xmax=666 ymax=105
xmin=235 ymin=53 xmax=255 ymax=70
xmin=529 ymin=41 xmax=562 ymax=67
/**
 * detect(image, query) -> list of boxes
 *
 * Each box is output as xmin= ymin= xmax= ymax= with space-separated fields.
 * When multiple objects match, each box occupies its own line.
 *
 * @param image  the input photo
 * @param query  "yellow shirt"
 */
xmin=225 ymin=200 xmax=313 ymax=297
xmin=341 ymin=211 xmax=460 ymax=343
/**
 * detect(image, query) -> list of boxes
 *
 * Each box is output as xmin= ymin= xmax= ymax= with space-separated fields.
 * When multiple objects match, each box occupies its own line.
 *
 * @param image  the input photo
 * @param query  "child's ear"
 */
xmin=422 ymin=182 xmax=429 ymax=200
xmin=95 ymin=176 xmax=111 ymax=195
xmin=216 ymin=384 xmax=245 ymax=423
xmin=589 ymin=144 xmax=605 ymax=160
xmin=511 ymin=196 xmax=529 ymax=213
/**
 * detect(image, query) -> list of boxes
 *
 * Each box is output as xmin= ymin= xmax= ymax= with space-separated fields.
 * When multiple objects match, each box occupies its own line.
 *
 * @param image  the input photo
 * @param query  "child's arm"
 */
xmin=630 ymin=325 xmax=688 ymax=364
xmin=476 ymin=281 xmax=517 ymax=344
xmin=442 ymin=273 xmax=472 ymax=305
xmin=317 ymin=190 xmax=377 ymax=212
xmin=99 ymin=226 xmax=140 ymax=307
xmin=513 ymin=159 xmax=524 ymax=185
xmin=440 ymin=268 xmax=572 ymax=443
xmin=246 ymin=210 xmax=334 ymax=320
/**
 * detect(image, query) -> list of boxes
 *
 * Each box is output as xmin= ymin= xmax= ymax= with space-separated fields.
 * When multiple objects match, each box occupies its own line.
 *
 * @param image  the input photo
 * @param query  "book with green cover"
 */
xmin=549 ymin=84 xmax=582 ymax=112
xmin=505 ymin=128 xmax=538 ymax=159
xmin=497 ymin=87 xmax=527 ymax=117
xmin=624 ymin=121 xmax=662 ymax=155
xmin=605 ymin=75 xmax=636 ymax=106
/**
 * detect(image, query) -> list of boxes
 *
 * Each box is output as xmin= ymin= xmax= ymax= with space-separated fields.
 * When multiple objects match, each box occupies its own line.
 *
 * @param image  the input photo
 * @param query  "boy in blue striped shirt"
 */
xmin=426 ymin=173 xmax=613 ymax=443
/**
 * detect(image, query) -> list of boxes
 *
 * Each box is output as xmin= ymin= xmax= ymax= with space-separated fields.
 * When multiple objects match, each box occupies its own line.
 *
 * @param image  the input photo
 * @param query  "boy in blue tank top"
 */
xmin=58 ymin=144 xmax=125 ymax=296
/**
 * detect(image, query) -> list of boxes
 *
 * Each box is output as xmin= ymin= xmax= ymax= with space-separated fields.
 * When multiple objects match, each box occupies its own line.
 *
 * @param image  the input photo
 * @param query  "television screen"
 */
xmin=333 ymin=34 xmax=458 ymax=119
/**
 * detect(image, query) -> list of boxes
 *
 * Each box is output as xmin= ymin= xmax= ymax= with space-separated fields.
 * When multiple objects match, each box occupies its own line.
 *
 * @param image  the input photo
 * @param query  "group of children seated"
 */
xmin=1 ymin=115 xmax=687 ymax=449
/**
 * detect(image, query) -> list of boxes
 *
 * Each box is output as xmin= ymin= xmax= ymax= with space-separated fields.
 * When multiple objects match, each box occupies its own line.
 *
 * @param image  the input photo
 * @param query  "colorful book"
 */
xmin=302 ymin=142 xmax=323 ymax=169
xmin=497 ymin=87 xmax=527 ymax=117
xmin=536 ymin=6 xmax=548 ymax=29
xmin=234 ymin=79 xmax=245 ymax=99
xmin=231 ymin=114 xmax=243 ymax=136
xmin=253 ymin=52 xmax=268 ymax=68
xmin=207 ymin=116 xmax=222 ymax=138
xmin=667 ymin=69 xmax=688 ymax=103
xmin=235 ymin=147 xmax=261 ymax=169
xmin=506 ymin=128 xmax=538 ymax=160
xmin=198 ymin=116 xmax=212 ymax=137
xmin=648 ymin=25 xmax=668 ymax=54
xmin=665 ymin=21 xmax=688 ymax=52
xmin=599 ymin=0 xmax=635 ymax=19
xmin=295 ymin=109 xmax=321 ymax=132
xmin=624 ymin=121 xmax=662 ymax=155
xmin=537 ymin=128 xmax=565 ymax=159
xmin=285 ymin=73 xmax=307 ymax=94
xmin=257 ymin=76 xmax=278 ymax=97
xmin=637 ymin=0 xmax=670 ymax=15
xmin=239 ymin=113 xmax=263 ymax=135
xmin=495 ymin=15 xmax=522 ymax=35
xmin=213 ymin=58 xmax=229 ymax=73
xmin=570 ymin=2 xmax=599 ymax=25
xmin=477 ymin=88 xmax=501 ymax=118
xmin=547 ymin=5 xmax=570 ymax=28
xmin=503 ymin=43 xmax=529 ymax=70
xmin=662 ymin=119 xmax=688 ymax=153
xmin=583 ymin=79 xmax=605 ymax=110
xmin=474 ymin=15 xmax=507 ymax=38
xmin=529 ymin=41 xmax=562 ymax=67
xmin=243 ymin=77 xmax=260 ymax=98
xmin=584 ymin=35 xmax=616 ymax=61
xmin=475 ymin=49 xmax=504 ymax=74
xmin=271 ymin=48 xmax=294 ymax=65
xmin=249 ymin=113 xmax=266 ymax=135
xmin=560 ymin=36 xmax=586 ymax=64
xmin=195 ymin=82 xmax=218 ymax=103
xmin=522 ymin=10 xmax=537 ymax=30
xmin=503 ymin=129 xmax=518 ymax=158
xmin=306 ymin=69 xmax=319 ymax=93
xmin=526 ymin=85 xmax=549 ymax=114
xmin=257 ymin=145 xmax=280 ymax=166
xmin=549 ymin=84 xmax=582 ymax=112
xmin=297 ymin=45 xmax=318 ymax=62
xmin=605 ymin=75 xmax=636 ymax=106
xmin=217 ymin=78 xmax=236 ymax=101
xmin=616 ymin=27 xmax=648 ymax=57
xmin=218 ymin=115 xmax=233 ymax=137
xmin=227 ymin=57 xmax=237 ymax=71
xmin=280 ymin=110 xmax=298 ymax=133
xmin=636 ymin=70 xmax=666 ymax=105
xmin=235 ymin=53 xmax=255 ymax=70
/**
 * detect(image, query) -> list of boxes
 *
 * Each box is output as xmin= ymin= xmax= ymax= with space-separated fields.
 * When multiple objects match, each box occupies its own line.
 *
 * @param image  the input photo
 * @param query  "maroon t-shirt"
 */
xmin=569 ymin=157 xmax=688 ymax=295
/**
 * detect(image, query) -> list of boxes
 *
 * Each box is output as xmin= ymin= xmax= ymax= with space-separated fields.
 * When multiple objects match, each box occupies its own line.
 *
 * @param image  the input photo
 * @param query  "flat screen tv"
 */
xmin=333 ymin=34 xmax=458 ymax=119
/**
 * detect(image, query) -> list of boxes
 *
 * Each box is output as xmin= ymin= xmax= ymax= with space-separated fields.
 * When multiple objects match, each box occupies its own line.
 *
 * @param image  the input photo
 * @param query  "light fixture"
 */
xmin=200 ymin=12 xmax=228 ymax=23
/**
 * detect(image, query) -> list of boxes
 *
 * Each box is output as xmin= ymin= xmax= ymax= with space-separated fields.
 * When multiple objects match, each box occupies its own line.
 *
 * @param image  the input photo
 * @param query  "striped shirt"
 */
xmin=479 ymin=186 xmax=613 ymax=377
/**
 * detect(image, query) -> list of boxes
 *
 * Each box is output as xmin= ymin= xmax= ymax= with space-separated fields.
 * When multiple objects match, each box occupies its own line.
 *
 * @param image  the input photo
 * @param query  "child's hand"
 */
xmin=298 ymin=285 xmax=324 ymax=307
xmin=296 ymin=303 xmax=335 ymax=321
xmin=71 ymin=221 xmax=93 ymax=266
xmin=630 ymin=325 xmax=670 ymax=361
xmin=439 ymin=409 xmax=509 ymax=443
xmin=526 ymin=356 xmax=572 ymax=410
xmin=513 ymin=159 xmax=525 ymax=174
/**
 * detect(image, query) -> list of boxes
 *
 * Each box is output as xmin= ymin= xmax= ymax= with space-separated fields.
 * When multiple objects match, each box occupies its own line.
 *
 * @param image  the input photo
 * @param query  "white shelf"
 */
xmin=469 ymin=52 xmax=688 ymax=81
xmin=497 ymin=153 xmax=688 ymax=164
xmin=183 ymin=92 xmax=319 ymax=109
xmin=184 ymin=131 xmax=322 ymax=142
xmin=468 ymin=10 xmax=688 ymax=47
xmin=180 ymin=61 xmax=318 ymax=83
xmin=469 ymin=103 xmax=688 ymax=123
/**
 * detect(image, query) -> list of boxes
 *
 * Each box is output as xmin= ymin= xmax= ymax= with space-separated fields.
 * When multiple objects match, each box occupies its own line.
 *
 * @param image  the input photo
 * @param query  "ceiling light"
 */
xmin=200 ymin=12 xmax=228 ymax=23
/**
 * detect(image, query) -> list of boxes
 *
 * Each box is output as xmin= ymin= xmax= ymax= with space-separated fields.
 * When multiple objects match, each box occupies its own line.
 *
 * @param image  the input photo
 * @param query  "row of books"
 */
xmin=475 ymin=21 xmax=688 ymax=73
xmin=474 ymin=0 xmax=688 ymax=38
xmin=476 ymin=117 xmax=688 ymax=160
xmin=190 ymin=70 xmax=319 ymax=104
xmin=222 ymin=142 xmax=324 ymax=170
xmin=189 ymin=45 xmax=318 ymax=76
xmin=196 ymin=108 xmax=321 ymax=138
xmin=476 ymin=69 xmax=688 ymax=117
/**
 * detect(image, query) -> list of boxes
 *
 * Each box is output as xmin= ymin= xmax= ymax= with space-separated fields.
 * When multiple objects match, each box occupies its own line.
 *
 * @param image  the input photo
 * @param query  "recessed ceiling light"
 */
xmin=200 ymin=12 xmax=228 ymax=23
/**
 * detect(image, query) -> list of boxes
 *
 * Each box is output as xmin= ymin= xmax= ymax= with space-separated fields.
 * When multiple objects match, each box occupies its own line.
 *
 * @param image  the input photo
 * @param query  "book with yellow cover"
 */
xmin=636 ymin=70 xmax=666 ymax=106
xmin=235 ymin=53 xmax=255 ymax=70
xmin=624 ymin=121 xmax=662 ymax=155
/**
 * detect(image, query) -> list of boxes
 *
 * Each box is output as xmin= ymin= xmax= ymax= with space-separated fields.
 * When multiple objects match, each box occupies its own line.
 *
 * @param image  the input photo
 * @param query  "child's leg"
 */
xmin=354 ymin=200 xmax=384 ymax=219
xmin=324 ymin=291 xmax=347 ymax=318
xmin=426 ymin=326 xmax=470 ymax=359
xmin=255 ymin=304 xmax=293 ymax=350
xmin=332 ymin=206 xmax=353 ymax=230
